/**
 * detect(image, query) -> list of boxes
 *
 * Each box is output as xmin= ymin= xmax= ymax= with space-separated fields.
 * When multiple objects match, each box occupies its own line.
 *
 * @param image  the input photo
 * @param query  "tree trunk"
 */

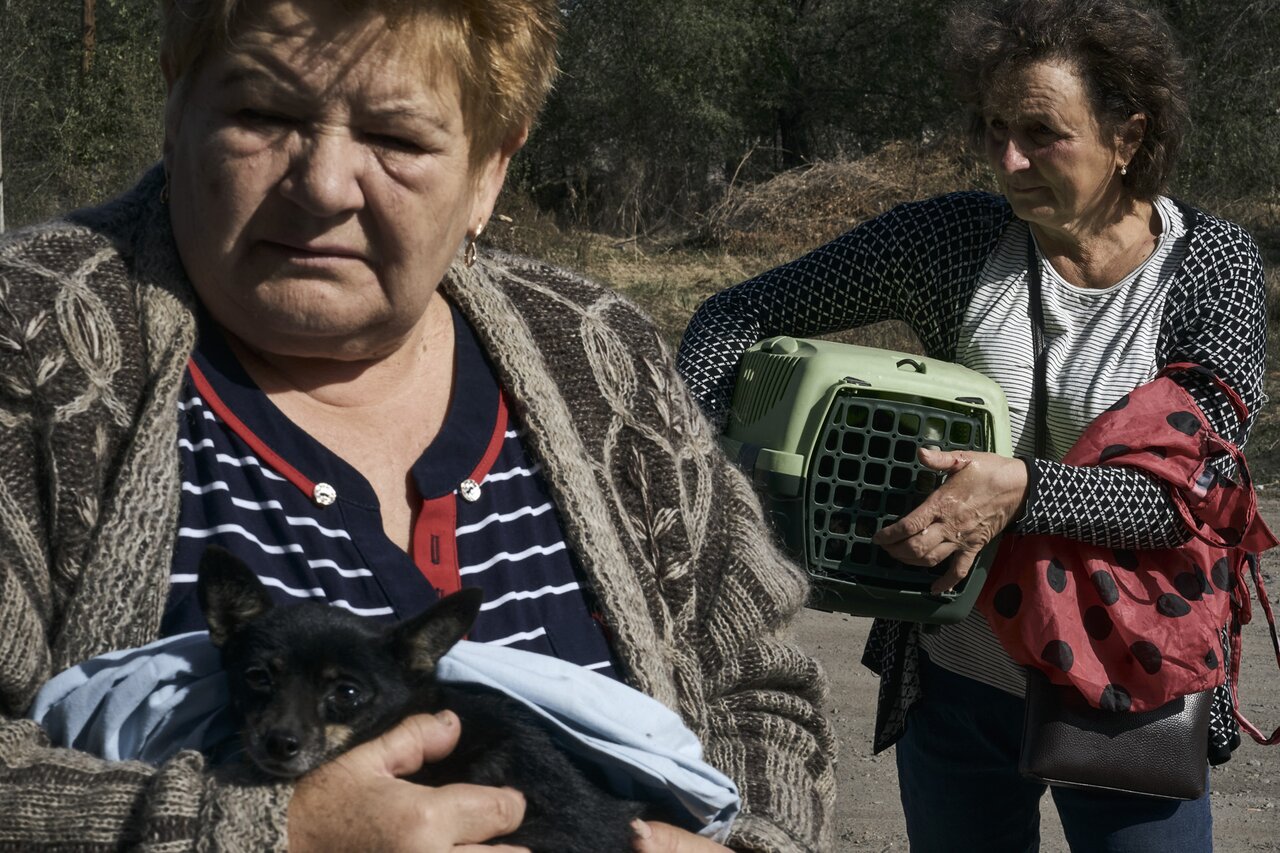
xmin=777 ymin=101 xmax=811 ymax=169
xmin=0 ymin=107 xmax=6 ymax=233
xmin=82 ymin=0 xmax=96 ymax=75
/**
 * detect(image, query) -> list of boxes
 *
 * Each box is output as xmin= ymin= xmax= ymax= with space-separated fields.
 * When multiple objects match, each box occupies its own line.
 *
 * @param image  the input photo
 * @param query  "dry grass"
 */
xmin=486 ymin=195 xmax=752 ymax=344
xmin=706 ymin=137 xmax=991 ymax=256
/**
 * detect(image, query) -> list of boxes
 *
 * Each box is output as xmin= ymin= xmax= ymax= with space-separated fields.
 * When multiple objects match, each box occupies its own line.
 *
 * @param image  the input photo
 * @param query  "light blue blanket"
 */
xmin=30 ymin=632 xmax=739 ymax=840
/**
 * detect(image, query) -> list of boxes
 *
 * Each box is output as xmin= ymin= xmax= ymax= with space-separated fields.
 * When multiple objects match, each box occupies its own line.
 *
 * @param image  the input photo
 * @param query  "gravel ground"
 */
xmin=793 ymin=499 xmax=1280 ymax=851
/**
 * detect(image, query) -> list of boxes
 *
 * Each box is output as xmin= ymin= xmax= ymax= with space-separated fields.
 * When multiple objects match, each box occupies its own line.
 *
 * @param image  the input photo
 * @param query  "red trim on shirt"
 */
xmin=409 ymin=391 xmax=510 ymax=595
xmin=414 ymin=494 xmax=461 ymax=596
xmin=470 ymin=391 xmax=510 ymax=485
xmin=187 ymin=358 xmax=318 ymax=500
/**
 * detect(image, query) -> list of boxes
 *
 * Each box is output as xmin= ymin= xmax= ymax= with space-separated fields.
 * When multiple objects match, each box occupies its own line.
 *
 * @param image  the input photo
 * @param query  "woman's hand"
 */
xmin=287 ymin=711 xmax=529 ymax=853
xmin=632 ymin=820 xmax=732 ymax=852
xmin=872 ymin=447 xmax=1029 ymax=594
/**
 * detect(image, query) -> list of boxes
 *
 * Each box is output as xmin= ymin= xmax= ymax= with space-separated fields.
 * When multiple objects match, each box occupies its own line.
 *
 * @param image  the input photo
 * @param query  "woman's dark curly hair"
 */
xmin=947 ymin=0 xmax=1189 ymax=200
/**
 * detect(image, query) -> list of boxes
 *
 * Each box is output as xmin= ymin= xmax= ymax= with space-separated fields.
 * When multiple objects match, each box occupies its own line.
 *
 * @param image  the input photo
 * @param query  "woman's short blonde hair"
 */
xmin=159 ymin=0 xmax=560 ymax=162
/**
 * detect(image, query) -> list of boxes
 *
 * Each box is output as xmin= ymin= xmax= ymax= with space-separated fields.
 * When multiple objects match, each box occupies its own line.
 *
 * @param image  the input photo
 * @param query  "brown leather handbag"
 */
xmin=1019 ymin=667 xmax=1212 ymax=800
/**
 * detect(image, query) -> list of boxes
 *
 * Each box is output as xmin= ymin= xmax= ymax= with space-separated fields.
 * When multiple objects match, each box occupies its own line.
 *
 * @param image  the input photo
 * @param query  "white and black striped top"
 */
xmin=677 ymin=191 xmax=1267 ymax=695
xmin=162 ymin=306 xmax=618 ymax=678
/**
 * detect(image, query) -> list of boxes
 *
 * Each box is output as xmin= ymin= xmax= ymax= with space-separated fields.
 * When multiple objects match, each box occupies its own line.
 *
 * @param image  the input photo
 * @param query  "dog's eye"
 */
xmin=329 ymin=682 xmax=365 ymax=710
xmin=243 ymin=666 xmax=273 ymax=691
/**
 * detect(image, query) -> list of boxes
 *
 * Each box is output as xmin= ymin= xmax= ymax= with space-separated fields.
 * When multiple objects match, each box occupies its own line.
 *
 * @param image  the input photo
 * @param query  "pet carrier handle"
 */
xmin=763 ymin=336 xmax=801 ymax=354
xmin=896 ymin=358 xmax=926 ymax=373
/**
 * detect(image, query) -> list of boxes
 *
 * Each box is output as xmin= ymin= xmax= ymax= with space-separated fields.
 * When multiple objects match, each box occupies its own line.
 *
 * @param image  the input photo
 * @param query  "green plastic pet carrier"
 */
xmin=721 ymin=337 xmax=1013 ymax=623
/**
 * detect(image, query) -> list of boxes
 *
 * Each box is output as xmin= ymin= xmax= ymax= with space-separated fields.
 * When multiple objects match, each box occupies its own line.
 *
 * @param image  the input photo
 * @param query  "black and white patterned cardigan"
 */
xmin=676 ymin=191 xmax=1268 ymax=753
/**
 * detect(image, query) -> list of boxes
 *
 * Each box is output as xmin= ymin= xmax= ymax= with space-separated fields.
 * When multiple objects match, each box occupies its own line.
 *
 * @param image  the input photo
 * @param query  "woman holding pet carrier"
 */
xmin=0 ymin=0 xmax=835 ymax=850
xmin=679 ymin=0 xmax=1270 ymax=850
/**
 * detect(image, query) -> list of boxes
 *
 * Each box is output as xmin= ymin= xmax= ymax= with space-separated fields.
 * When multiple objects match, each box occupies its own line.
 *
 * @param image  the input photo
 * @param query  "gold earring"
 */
xmin=464 ymin=234 xmax=478 ymax=268
xmin=1120 ymin=164 xmax=1129 ymax=176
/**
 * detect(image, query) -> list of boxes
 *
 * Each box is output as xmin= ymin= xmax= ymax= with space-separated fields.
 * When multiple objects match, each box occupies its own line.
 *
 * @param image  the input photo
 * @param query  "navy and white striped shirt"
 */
xmin=162 ymin=306 xmax=618 ymax=678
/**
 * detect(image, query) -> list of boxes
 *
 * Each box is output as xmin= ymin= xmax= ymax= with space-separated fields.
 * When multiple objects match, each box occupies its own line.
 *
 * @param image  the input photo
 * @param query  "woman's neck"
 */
xmin=1031 ymin=198 xmax=1161 ymax=290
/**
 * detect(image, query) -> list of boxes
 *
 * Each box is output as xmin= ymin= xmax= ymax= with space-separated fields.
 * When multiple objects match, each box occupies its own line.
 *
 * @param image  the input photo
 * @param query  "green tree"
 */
xmin=0 ymin=0 xmax=163 ymax=229
xmin=523 ymin=0 xmax=789 ymax=233
xmin=1158 ymin=0 xmax=1280 ymax=205
xmin=766 ymin=0 xmax=952 ymax=166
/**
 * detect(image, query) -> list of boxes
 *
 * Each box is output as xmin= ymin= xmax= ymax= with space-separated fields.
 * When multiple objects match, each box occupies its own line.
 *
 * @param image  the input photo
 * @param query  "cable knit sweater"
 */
xmin=0 ymin=168 xmax=835 ymax=852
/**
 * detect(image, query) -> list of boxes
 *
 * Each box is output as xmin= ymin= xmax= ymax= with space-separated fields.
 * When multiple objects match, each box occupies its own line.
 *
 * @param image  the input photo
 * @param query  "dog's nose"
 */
xmin=265 ymin=731 xmax=301 ymax=761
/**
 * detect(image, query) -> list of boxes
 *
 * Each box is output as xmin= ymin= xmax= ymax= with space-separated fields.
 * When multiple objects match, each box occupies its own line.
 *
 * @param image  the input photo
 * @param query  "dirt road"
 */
xmin=794 ymin=499 xmax=1280 ymax=851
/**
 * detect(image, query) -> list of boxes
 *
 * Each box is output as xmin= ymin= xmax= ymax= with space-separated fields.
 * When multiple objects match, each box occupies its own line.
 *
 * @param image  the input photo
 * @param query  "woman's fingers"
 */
xmin=632 ymin=820 xmax=731 ymax=852
xmin=931 ymin=547 xmax=982 ymax=595
xmin=917 ymin=446 xmax=974 ymax=474
xmin=288 ymin=712 xmax=528 ymax=853
xmin=289 ymin=774 xmax=526 ymax=853
xmin=921 ymin=539 xmax=961 ymax=568
xmin=422 ymin=784 xmax=527 ymax=844
xmin=878 ymin=524 xmax=957 ymax=565
xmin=874 ymin=510 xmax=934 ymax=545
xmin=374 ymin=711 xmax=464 ymax=777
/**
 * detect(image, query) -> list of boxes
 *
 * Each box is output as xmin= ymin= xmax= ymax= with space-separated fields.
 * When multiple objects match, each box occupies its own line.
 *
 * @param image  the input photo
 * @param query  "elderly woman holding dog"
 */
xmin=0 ymin=0 xmax=835 ymax=849
xmin=679 ymin=0 xmax=1268 ymax=850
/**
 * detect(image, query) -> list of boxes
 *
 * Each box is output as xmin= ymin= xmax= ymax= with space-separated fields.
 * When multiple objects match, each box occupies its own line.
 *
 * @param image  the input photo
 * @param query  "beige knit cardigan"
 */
xmin=0 ymin=170 xmax=836 ymax=852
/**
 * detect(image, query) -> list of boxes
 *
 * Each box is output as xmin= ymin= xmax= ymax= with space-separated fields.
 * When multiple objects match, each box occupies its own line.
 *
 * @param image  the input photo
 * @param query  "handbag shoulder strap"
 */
xmin=1232 ymin=554 xmax=1280 ymax=745
xmin=1025 ymin=229 xmax=1050 ymax=458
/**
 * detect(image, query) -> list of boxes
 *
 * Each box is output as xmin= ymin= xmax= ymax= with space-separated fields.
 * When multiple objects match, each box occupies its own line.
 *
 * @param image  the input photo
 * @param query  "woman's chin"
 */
xmin=192 ymin=281 xmax=423 ymax=360
xmin=216 ymin=308 xmax=415 ymax=364
xmin=1006 ymin=198 xmax=1061 ymax=229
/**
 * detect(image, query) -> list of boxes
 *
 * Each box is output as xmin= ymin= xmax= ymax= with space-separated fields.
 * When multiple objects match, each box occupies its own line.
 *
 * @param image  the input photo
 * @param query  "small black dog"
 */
xmin=196 ymin=546 xmax=645 ymax=851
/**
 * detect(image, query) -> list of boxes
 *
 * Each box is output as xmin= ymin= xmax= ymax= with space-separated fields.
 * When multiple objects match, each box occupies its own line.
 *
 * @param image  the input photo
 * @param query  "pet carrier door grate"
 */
xmin=809 ymin=394 xmax=985 ymax=589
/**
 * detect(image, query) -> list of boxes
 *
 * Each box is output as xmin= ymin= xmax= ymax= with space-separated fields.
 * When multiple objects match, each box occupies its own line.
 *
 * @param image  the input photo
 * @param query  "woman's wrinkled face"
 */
xmin=164 ymin=0 xmax=512 ymax=360
xmin=982 ymin=60 xmax=1140 ymax=234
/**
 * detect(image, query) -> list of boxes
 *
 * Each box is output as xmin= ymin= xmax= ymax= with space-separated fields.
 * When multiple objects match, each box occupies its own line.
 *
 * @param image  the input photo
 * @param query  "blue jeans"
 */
xmin=895 ymin=654 xmax=1213 ymax=852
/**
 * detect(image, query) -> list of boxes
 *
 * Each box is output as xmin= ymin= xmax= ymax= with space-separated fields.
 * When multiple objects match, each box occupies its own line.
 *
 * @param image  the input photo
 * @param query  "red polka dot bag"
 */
xmin=978 ymin=364 xmax=1280 ymax=746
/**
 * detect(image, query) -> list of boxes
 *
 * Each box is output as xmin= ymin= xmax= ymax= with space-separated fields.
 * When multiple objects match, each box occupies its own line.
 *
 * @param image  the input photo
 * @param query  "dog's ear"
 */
xmin=197 ymin=546 xmax=274 ymax=647
xmin=390 ymin=587 xmax=484 ymax=673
